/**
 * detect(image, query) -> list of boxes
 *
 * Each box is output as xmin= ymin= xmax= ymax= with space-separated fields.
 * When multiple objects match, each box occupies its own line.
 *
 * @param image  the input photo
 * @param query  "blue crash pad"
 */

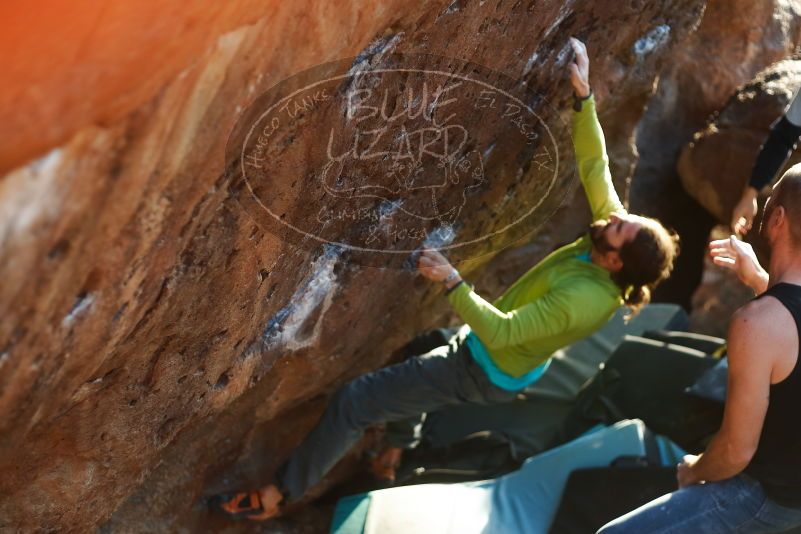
xmin=330 ymin=419 xmax=684 ymax=534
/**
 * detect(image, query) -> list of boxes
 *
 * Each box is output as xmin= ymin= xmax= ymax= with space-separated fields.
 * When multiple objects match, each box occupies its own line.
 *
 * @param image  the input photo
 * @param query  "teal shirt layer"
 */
xmin=463 ymin=250 xmax=590 ymax=391
xmin=465 ymin=330 xmax=551 ymax=391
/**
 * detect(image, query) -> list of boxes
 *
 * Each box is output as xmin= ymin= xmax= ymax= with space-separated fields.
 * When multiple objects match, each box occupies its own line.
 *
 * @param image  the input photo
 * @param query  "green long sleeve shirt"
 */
xmin=447 ymin=94 xmax=626 ymax=378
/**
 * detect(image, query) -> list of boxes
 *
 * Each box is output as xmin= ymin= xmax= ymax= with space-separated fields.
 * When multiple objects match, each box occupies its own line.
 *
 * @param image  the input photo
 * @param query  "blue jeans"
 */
xmin=597 ymin=473 xmax=801 ymax=533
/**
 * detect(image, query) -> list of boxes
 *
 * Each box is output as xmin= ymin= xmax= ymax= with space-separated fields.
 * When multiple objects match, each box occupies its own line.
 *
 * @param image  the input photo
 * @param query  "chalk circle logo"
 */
xmin=226 ymin=53 xmax=567 ymax=268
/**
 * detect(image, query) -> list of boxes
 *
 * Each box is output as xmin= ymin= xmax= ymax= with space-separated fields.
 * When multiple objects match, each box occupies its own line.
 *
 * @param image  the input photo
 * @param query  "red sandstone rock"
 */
xmin=678 ymin=60 xmax=801 ymax=223
xmin=627 ymin=0 xmax=801 ymax=309
xmin=675 ymin=61 xmax=801 ymax=338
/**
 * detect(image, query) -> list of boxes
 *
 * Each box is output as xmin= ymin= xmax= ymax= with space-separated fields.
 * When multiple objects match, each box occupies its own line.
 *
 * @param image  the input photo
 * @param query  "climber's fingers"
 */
xmin=569 ymin=36 xmax=584 ymax=54
xmin=569 ymin=37 xmax=589 ymax=68
xmin=419 ymin=248 xmax=448 ymax=265
xmin=418 ymin=251 xmax=438 ymax=273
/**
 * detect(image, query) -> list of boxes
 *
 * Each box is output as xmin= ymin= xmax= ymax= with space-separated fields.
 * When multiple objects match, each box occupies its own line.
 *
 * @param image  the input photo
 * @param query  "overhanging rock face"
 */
xmin=0 ymin=1 xmax=705 ymax=531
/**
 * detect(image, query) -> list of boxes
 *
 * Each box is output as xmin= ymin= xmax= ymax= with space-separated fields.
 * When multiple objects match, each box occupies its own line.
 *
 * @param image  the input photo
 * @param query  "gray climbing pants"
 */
xmin=275 ymin=327 xmax=518 ymax=502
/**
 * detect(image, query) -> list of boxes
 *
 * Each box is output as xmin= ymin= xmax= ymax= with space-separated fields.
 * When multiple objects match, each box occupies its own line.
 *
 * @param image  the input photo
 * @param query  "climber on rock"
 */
xmin=731 ymin=86 xmax=801 ymax=235
xmin=210 ymin=37 xmax=680 ymax=522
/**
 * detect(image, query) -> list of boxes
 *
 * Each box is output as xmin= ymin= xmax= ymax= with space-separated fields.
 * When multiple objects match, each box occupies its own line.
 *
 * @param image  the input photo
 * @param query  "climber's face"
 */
xmin=589 ymin=212 xmax=643 ymax=272
xmin=590 ymin=213 xmax=641 ymax=251
xmin=603 ymin=212 xmax=643 ymax=249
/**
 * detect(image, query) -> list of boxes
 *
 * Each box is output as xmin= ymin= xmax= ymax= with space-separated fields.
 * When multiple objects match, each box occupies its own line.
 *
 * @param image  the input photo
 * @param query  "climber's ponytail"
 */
xmin=622 ymin=284 xmax=651 ymax=322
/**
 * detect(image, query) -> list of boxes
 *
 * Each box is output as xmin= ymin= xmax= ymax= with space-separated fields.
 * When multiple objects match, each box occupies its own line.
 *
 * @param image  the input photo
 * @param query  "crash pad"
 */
xmin=330 ymin=419 xmax=684 ymax=534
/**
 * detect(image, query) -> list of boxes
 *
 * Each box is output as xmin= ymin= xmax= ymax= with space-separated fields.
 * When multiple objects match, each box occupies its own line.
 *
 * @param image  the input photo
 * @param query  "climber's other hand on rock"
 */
xmin=418 ymin=248 xmax=454 ymax=283
xmin=731 ymin=186 xmax=759 ymax=235
xmin=569 ymin=37 xmax=590 ymax=98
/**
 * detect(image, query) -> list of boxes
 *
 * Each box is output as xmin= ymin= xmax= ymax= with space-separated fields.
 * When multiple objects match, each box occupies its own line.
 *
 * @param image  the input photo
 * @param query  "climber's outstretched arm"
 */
xmin=568 ymin=37 xmax=626 ymax=221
